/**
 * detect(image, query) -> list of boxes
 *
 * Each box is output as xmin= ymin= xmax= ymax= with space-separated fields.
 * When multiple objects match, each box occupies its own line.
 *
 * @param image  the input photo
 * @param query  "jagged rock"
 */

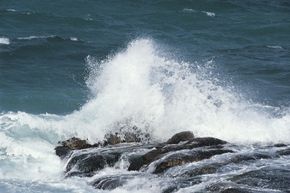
xmin=166 ymin=131 xmax=194 ymax=144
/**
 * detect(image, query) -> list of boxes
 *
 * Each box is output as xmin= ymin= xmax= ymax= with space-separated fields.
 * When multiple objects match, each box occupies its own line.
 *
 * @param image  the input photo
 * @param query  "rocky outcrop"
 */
xmin=54 ymin=130 xmax=290 ymax=192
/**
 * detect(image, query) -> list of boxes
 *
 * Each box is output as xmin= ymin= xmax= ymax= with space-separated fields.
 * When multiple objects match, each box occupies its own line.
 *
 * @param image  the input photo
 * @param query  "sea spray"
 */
xmin=1 ymin=38 xmax=290 ymax=145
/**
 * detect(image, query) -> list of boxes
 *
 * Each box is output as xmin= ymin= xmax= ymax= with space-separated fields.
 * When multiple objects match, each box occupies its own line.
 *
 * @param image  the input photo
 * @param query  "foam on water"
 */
xmin=1 ymin=38 xmax=290 ymax=191
xmin=0 ymin=37 xmax=10 ymax=45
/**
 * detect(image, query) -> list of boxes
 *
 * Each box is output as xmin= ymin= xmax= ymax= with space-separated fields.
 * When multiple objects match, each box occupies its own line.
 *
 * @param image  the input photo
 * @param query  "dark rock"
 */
xmin=128 ymin=137 xmax=228 ymax=171
xmin=166 ymin=131 xmax=194 ymax=144
xmin=60 ymin=137 xmax=92 ymax=149
xmin=182 ymin=165 xmax=218 ymax=177
xmin=128 ymin=155 xmax=146 ymax=171
xmin=55 ymin=146 xmax=71 ymax=159
xmin=277 ymin=147 xmax=290 ymax=156
xmin=65 ymin=152 xmax=121 ymax=177
xmin=220 ymin=188 xmax=251 ymax=193
xmin=55 ymin=137 xmax=94 ymax=159
xmin=91 ymin=174 xmax=137 ymax=190
xmin=104 ymin=133 xmax=122 ymax=145
xmin=274 ymin=143 xmax=287 ymax=147
xmin=230 ymin=167 xmax=290 ymax=191
xmin=103 ymin=126 xmax=150 ymax=145
xmin=153 ymin=149 xmax=233 ymax=174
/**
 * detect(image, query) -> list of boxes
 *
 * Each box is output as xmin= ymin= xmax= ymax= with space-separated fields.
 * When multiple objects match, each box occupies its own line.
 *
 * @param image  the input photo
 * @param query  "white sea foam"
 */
xmin=6 ymin=8 xmax=16 ymax=12
xmin=267 ymin=45 xmax=283 ymax=49
xmin=17 ymin=35 xmax=55 ymax=40
xmin=0 ymin=37 xmax=10 ymax=45
xmin=70 ymin=37 xmax=78 ymax=41
xmin=182 ymin=8 xmax=196 ymax=13
xmin=202 ymin=11 xmax=215 ymax=17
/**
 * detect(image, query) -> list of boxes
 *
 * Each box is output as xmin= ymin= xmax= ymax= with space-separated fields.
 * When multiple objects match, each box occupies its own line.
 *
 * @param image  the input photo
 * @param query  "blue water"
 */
xmin=0 ymin=1 xmax=290 ymax=193
xmin=1 ymin=0 xmax=290 ymax=114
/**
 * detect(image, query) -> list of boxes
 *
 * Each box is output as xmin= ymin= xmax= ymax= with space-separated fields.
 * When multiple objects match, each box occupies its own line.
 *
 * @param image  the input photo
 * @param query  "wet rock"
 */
xmin=104 ymin=126 xmax=150 ymax=145
xmin=277 ymin=147 xmax=290 ymax=156
xmin=220 ymin=188 xmax=251 ymax=193
xmin=55 ymin=146 xmax=71 ymax=159
xmin=230 ymin=167 xmax=290 ymax=191
xmin=55 ymin=137 xmax=94 ymax=158
xmin=65 ymin=151 xmax=121 ymax=177
xmin=181 ymin=165 xmax=218 ymax=177
xmin=153 ymin=149 xmax=233 ymax=174
xmin=60 ymin=137 xmax=92 ymax=149
xmin=104 ymin=133 xmax=122 ymax=145
xmin=274 ymin=143 xmax=287 ymax=147
xmin=128 ymin=136 xmax=228 ymax=171
xmin=91 ymin=174 xmax=137 ymax=190
xmin=166 ymin=131 xmax=194 ymax=144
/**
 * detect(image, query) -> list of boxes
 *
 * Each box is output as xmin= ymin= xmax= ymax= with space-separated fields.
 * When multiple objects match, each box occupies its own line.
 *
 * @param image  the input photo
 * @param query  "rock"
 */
xmin=60 ymin=137 xmax=92 ymax=149
xmin=55 ymin=137 xmax=93 ymax=159
xmin=166 ymin=131 xmax=194 ymax=144
xmin=128 ymin=137 xmax=228 ymax=171
xmin=55 ymin=146 xmax=71 ymax=159
xmin=277 ymin=147 xmax=290 ymax=156
xmin=91 ymin=174 xmax=137 ymax=190
xmin=65 ymin=152 xmax=121 ymax=177
xmin=274 ymin=143 xmax=287 ymax=147
xmin=153 ymin=149 xmax=233 ymax=174
xmin=230 ymin=167 xmax=290 ymax=191
xmin=104 ymin=133 xmax=122 ymax=145
xmin=104 ymin=126 xmax=150 ymax=145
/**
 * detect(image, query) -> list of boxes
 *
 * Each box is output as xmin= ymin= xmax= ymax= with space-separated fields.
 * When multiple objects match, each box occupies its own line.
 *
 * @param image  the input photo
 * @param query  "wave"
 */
xmin=182 ymin=9 xmax=215 ymax=17
xmin=1 ymin=38 xmax=290 ymax=145
xmin=1 ymin=38 xmax=290 ymax=192
xmin=0 ymin=37 xmax=10 ymax=45
xmin=201 ymin=11 xmax=215 ymax=17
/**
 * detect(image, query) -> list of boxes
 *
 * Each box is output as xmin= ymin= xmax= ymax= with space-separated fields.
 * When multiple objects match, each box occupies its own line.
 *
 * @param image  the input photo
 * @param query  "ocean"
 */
xmin=0 ymin=0 xmax=290 ymax=192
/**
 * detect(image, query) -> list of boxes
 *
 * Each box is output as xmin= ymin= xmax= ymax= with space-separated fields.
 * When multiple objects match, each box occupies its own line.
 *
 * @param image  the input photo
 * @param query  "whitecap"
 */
xmin=6 ymin=8 xmax=16 ymax=12
xmin=0 ymin=37 xmax=10 ymax=45
xmin=182 ymin=8 xmax=196 ymax=13
xmin=202 ymin=11 xmax=215 ymax=17
xmin=267 ymin=45 xmax=283 ymax=49
xmin=70 ymin=37 xmax=78 ymax=41
xmin=17 ymin=35 xmax=54 ymax=40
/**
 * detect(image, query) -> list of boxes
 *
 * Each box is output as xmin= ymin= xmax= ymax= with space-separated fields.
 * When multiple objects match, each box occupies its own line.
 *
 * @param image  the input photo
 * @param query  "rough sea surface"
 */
xmin=0 ymin=0 xmax=290 ymax=193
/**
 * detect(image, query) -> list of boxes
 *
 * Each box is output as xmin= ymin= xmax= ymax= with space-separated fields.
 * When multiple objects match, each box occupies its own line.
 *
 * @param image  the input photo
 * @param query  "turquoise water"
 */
xmin=0 ymin=1 xmax=290 ymax=193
